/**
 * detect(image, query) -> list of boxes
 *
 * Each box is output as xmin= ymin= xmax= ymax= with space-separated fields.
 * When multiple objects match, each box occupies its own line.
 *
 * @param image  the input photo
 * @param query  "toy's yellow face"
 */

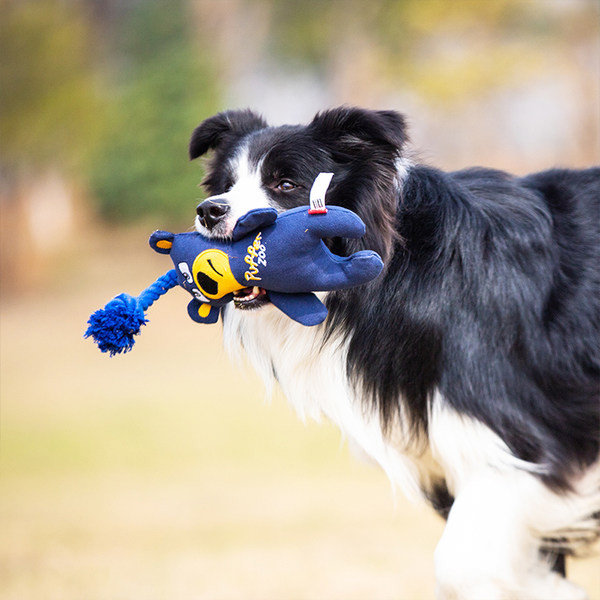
xmin=192 ymin=249 xmax=242 ymax=299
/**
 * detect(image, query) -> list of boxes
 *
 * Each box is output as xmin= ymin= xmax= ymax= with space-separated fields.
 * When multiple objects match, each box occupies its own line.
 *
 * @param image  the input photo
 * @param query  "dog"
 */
xmin=189 ymin=106 xmax=599 ymax=599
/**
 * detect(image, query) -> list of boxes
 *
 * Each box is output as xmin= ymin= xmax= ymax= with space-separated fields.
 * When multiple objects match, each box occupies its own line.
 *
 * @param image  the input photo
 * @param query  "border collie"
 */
xmin=189 ymin=106 xmax=599 ymax=599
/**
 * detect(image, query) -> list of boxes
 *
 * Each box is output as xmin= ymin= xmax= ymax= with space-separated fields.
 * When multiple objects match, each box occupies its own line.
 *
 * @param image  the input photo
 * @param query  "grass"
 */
xmin=1 ymin=226 xmax=598 ymax=599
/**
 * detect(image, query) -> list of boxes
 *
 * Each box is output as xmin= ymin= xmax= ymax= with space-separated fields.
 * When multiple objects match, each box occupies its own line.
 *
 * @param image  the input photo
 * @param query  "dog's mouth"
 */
xmin=232 ymin=286 xmax=270 ymax=310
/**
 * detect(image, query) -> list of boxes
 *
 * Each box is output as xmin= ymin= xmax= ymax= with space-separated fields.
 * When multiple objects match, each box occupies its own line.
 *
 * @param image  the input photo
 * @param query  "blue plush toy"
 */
xmin=149 ymin=205 xmax=383 ymax=326
xmin=85 ymin=199 xmax=383 ymax=356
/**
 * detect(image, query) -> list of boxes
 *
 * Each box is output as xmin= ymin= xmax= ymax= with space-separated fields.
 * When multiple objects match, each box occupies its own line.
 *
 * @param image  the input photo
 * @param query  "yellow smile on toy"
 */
xmin=192 ymin=249 xmax=242 ymax=299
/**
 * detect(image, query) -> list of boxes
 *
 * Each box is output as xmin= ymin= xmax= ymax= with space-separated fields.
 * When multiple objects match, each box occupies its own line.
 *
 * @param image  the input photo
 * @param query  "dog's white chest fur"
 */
xmin=223 ymin=303 xmax=446 ymax=501
xmin=221 ymin=303 xmax=541 ymax=498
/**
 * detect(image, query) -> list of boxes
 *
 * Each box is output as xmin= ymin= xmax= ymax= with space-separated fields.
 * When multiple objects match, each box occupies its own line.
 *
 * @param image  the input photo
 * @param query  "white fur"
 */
xmin=434 ymin=470 xmax=590 ymax=600
xmin=394 ymin=156 xmax=414 ymax=191
xmin=428 ymin=394 xmax=549 ymax=495
xmin=222 ymin=303 xmax=427 ymax=502
xmin=195 ymin=144 xmax=272 ymax=237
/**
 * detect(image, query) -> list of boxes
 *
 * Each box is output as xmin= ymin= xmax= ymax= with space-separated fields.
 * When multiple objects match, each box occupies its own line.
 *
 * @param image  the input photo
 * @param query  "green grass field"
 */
xmin=1 ymin=227 xmax=598 ymax=599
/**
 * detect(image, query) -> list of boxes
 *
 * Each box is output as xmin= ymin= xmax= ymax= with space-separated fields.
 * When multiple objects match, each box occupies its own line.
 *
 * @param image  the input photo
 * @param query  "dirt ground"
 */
xmin=1 ymin=226 xmax=598 ymax=600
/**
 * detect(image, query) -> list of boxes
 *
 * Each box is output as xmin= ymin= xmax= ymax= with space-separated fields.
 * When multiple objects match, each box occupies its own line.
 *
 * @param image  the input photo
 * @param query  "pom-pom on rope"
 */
xmin=84 ymin=269 xmax=179 ymax=356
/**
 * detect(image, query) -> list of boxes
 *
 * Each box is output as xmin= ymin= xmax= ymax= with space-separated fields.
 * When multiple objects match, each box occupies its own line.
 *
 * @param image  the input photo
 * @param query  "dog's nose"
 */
xmin=196 ymin=199 xmax=231 ymax=230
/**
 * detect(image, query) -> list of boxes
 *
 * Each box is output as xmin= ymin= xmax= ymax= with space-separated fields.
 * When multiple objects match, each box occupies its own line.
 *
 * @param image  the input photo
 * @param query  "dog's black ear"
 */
xmin=189 ymin=110 xmax=268 ymax=159
xmin=308 ymin=106 xmax=407 ymax=153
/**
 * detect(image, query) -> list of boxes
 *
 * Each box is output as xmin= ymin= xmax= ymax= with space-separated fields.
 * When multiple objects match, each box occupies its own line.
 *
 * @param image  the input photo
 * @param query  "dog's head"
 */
xmin=189 ymin=107 xmax=408 ymax=264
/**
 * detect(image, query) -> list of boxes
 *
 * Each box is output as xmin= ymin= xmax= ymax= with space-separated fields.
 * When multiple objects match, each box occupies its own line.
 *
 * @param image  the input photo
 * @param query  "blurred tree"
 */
xmin=0 ymin=0 xmax=221 ymax=293
xmin=262 ymin=0 xmax=599 ymax=107
xmin=0 ymin=0 xmax=103 ymax=177
xmin=87 ymin=0 xmax=220 ymax=226
xmin=0 ymin=0 xmax=107 ymax=292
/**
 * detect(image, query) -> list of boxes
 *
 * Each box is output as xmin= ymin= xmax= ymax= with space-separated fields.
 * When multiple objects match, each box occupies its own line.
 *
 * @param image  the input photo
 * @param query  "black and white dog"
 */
xmin=189 ymin=107 xmax=599 ymax=599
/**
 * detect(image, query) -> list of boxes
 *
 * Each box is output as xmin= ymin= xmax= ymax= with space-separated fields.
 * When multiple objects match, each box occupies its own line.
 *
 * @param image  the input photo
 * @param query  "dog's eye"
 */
xmin=276 ymin=180 xmax=297 ymax=192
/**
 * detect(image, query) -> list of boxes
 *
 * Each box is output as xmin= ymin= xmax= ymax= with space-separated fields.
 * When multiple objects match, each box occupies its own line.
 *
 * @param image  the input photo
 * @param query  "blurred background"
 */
xmin=1 ymin=0 xmax=599 ymax=598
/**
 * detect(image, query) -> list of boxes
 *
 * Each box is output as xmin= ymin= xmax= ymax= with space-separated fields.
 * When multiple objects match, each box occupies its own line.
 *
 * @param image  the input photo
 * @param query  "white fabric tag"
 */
xmin=309 ymin=172 xmax=334 ymax=214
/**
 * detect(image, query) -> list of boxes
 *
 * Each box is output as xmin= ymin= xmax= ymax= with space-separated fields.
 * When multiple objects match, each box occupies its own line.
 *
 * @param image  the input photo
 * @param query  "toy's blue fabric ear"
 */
xmin=149 ymin=230 xmax=175 ymax=254
xmin=187 ymin=299 xmax=221 ymax=324
xmin=269 ymin=291 xmax=328 ymax=326
xmin=232 ymin=208 xmax=278 ymax=241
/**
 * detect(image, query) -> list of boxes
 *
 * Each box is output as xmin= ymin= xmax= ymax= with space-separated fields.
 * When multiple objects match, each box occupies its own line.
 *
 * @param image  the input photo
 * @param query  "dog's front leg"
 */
xmin=433 ymin=470 xmax=588 ymax=600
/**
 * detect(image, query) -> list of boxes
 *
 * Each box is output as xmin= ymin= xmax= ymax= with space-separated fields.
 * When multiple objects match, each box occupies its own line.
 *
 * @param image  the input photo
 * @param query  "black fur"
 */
xmin=338 ymin=164 xmax=600 ymax=492
xmin=190 ymin=106 xmax=600 ymax=496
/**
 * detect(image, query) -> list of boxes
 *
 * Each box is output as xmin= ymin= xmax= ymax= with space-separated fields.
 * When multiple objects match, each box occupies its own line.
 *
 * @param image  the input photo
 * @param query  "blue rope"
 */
xmin=138 ymin=269 xmax=179 ymax=311
xmin=85 ymin=269 xmax=179 ymax=356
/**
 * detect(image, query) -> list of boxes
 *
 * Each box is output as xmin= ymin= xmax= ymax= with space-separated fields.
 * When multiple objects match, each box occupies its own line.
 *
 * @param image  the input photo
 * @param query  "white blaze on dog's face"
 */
xmin=195 ymin=145 xmax=271 ymax=238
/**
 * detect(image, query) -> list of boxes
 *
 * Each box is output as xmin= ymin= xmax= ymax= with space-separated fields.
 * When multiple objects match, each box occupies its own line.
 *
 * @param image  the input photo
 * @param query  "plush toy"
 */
xmin=149 ymin=205 xmax=383 ymax=327
xmin=85 ymin=200 xmax=383 ymax=356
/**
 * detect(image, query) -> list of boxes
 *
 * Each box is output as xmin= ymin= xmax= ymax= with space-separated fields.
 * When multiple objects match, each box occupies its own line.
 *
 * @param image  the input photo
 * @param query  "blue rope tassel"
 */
xmin=85 ymin=269 xmax=179 ymax=356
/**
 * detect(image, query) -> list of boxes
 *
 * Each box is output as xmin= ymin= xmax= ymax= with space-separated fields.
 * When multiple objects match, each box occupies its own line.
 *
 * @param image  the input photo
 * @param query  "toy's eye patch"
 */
xmin=196 ymin=272 xmax=218 ymax=296
xmin=178 ymin=262 xmax=193 ymax=284
xmin=207 ymin=259 xmax=223 ymax=276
